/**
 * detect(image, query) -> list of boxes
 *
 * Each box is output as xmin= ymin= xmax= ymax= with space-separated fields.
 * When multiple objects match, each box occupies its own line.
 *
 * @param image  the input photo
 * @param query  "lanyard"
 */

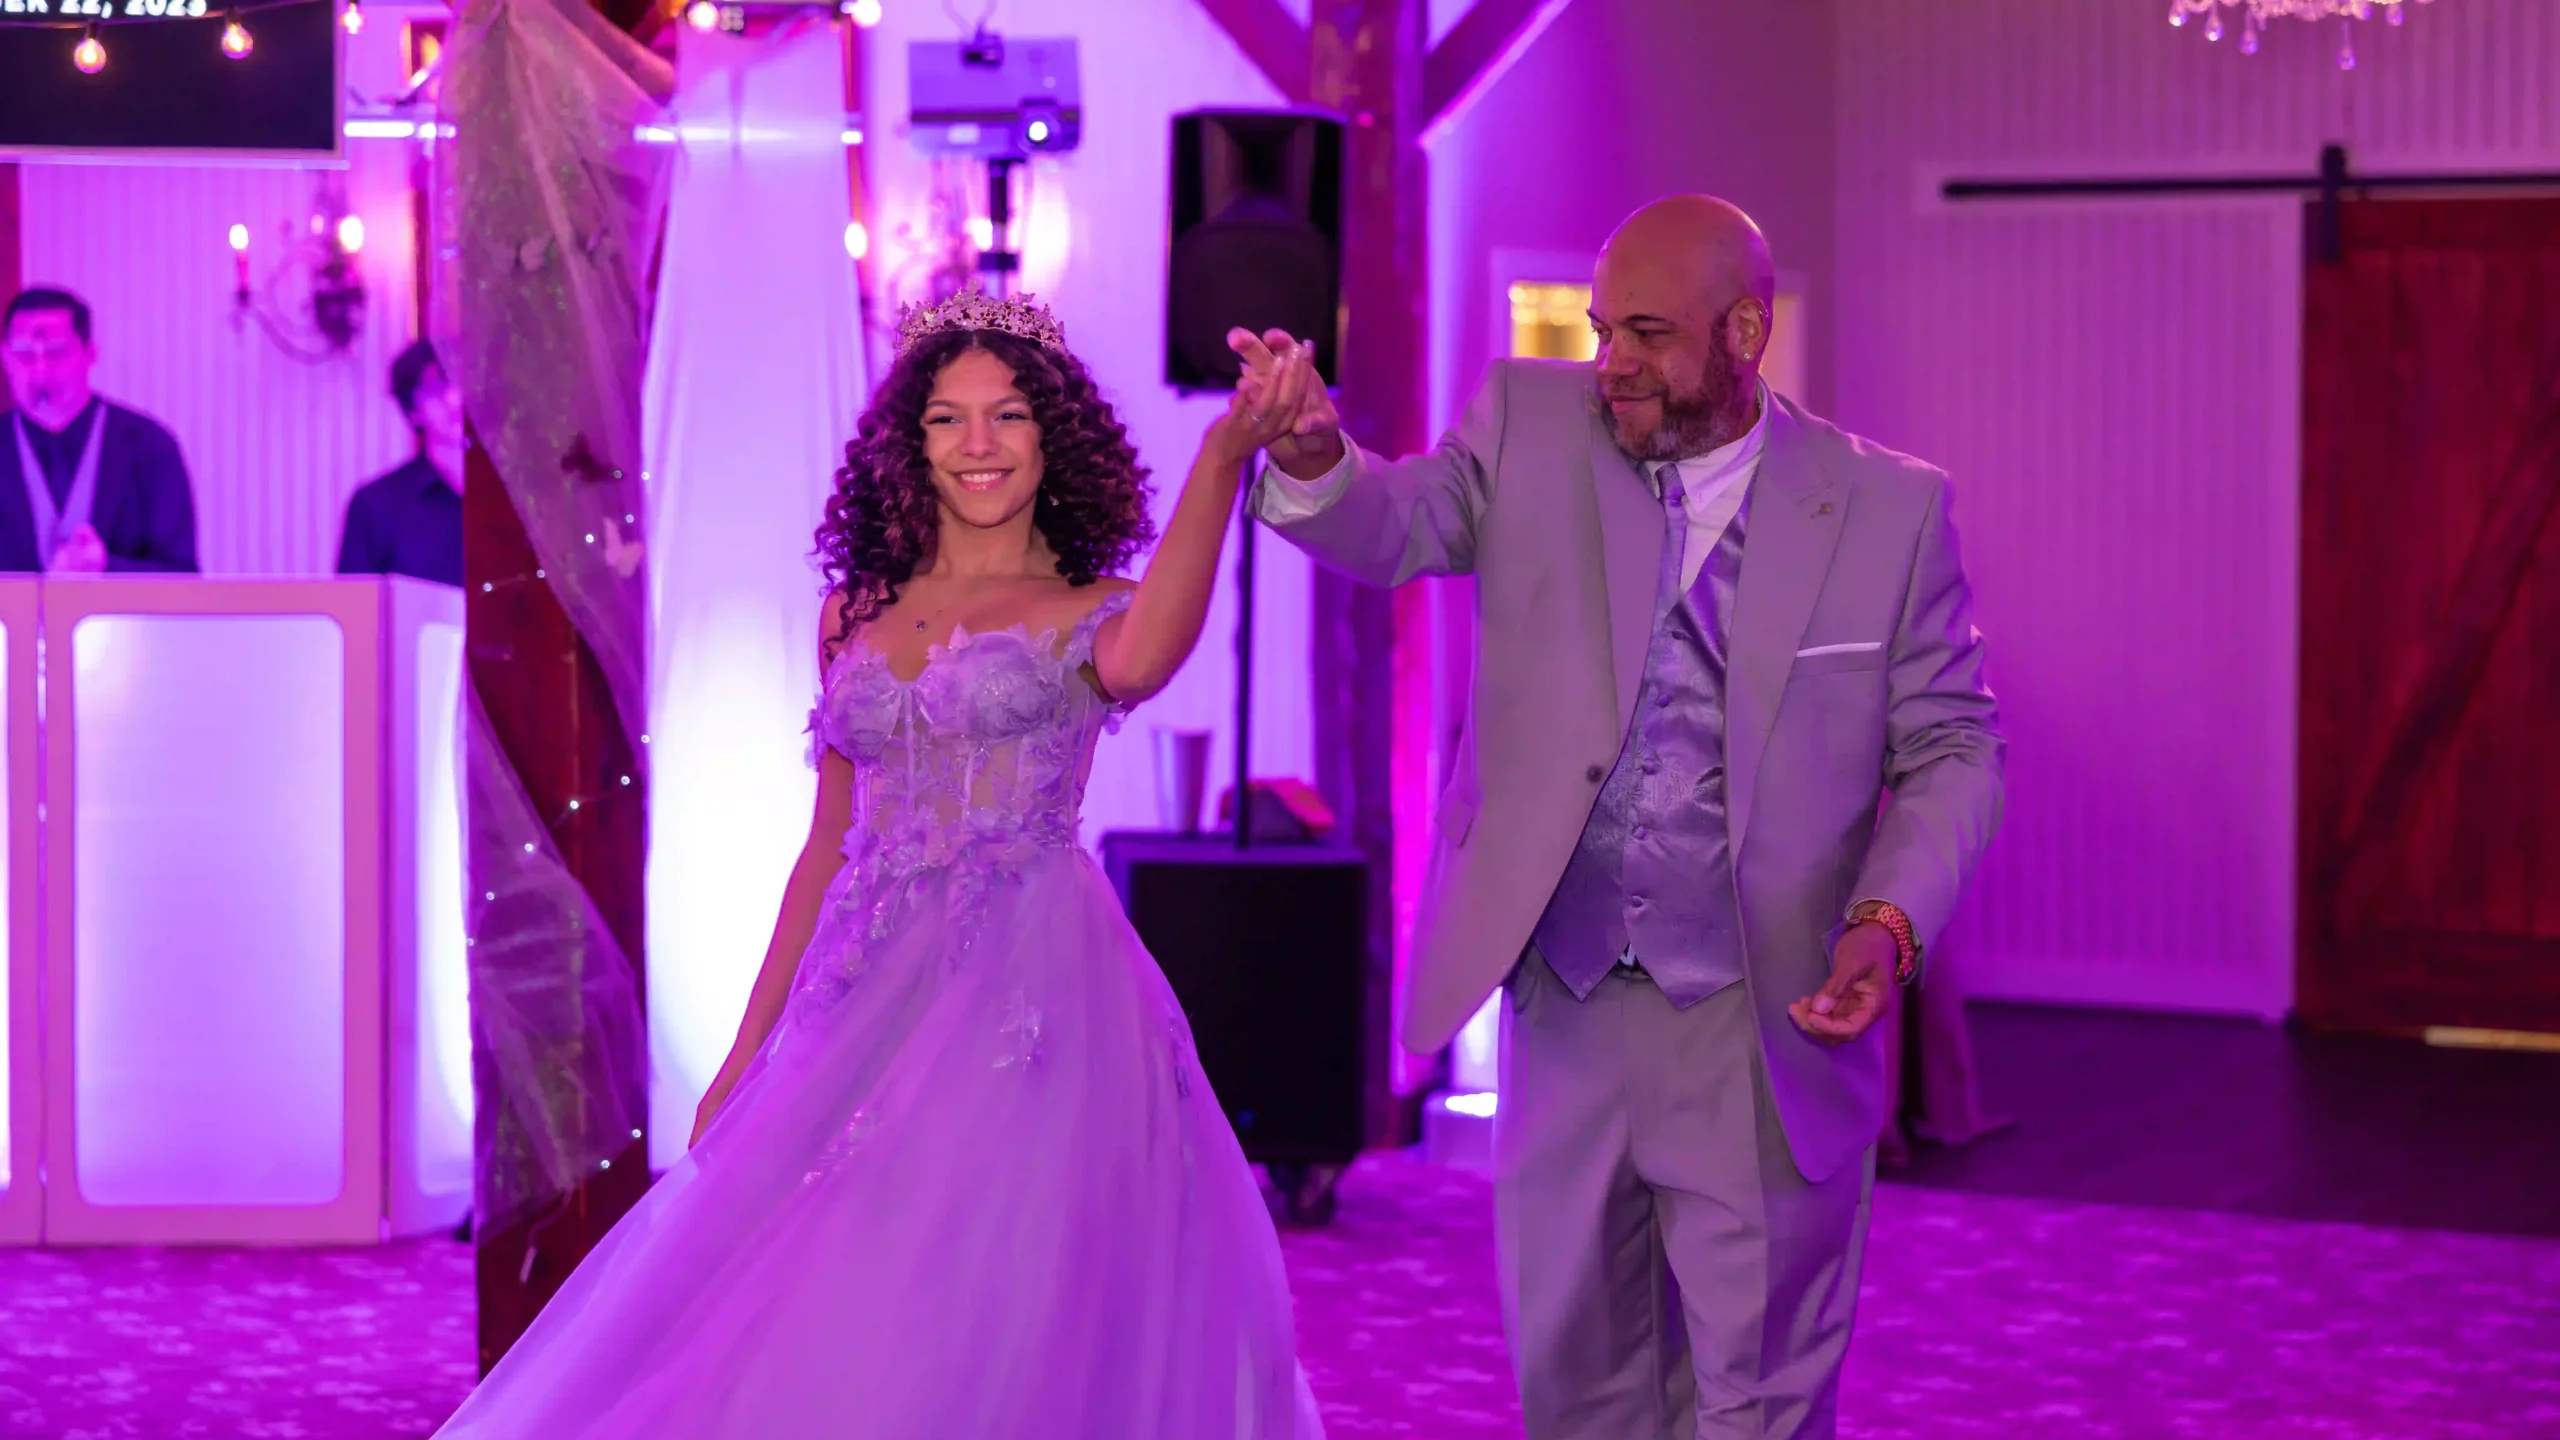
xmin=12 ymin=405 xmax=105 ymax=571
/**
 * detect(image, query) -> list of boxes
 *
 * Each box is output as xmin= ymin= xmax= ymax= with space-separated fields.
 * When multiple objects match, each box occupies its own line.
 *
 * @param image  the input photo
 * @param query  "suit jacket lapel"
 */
xmin=0 ymin=418 xmax=43 ymax=572
xmin=1587 ymin=412 xmax=1662 ymax=731
xmin=1726 ymin=398 xmax=1844 ymax=850
xmin=85 ymin=406 xmax=126 ymax=539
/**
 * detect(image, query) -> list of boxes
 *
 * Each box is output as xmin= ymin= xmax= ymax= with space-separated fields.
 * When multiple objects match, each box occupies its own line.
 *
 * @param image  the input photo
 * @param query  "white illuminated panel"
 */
xmin=0 ymin=584 xmax=34 ymax=1244
xmin=1422 ymin=1090 xmax=1496 ymax=1174
xmin=413 ymin=623 xmax=472 ymax=1198
xmin=1450 ymin=991 xmax=1501 ymax=1095
xmin=0 ymin=620 xmax=9 ymax=1192
xmin=71 ymin=615 xmax=348 ymax=1208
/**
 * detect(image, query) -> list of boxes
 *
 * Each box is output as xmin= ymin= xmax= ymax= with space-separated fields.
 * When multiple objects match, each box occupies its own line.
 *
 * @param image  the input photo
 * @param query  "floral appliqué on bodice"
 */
xmin=788 ymin=590 xmax=1133 ymax=1017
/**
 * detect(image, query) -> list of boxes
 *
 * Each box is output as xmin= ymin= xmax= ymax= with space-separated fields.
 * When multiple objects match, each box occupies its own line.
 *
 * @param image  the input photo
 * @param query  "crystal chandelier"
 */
xmin=2168 ymin=0 xmax=2432 ymax=68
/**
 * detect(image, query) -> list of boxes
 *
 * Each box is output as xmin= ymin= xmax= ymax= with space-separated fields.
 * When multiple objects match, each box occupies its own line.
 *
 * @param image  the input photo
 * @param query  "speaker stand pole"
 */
xmin=1233 ymin=463 xmax=1255 ymax=851
xmin=979 ymin=158 xmax=1019 ymax=298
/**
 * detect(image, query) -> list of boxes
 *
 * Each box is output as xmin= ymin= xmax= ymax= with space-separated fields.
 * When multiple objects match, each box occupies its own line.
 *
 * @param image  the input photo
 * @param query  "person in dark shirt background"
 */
xmin=0 ymin=287 xmax=201 ymax=573
xmin=338 ymin=339 xmax=464 ymax=587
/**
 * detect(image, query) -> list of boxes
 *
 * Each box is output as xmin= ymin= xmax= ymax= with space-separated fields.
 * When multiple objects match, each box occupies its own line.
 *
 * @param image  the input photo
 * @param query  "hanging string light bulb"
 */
xmin=342 ymin=0 xmax=364 ymax=33
xmin=221 ymin=14 xmax=254 ymax=58
xmin=73 ymin=26 xmax=106 ymax=74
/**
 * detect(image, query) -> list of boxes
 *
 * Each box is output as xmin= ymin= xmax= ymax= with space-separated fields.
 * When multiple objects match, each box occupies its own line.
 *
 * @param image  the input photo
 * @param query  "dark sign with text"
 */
xmin=0 ymin=0 xmax=339 ymax=160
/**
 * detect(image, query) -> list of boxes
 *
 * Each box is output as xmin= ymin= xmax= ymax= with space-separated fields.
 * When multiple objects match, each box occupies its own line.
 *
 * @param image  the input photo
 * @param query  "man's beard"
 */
xmin=1601 ymin=325 xmax=1751 ymax=462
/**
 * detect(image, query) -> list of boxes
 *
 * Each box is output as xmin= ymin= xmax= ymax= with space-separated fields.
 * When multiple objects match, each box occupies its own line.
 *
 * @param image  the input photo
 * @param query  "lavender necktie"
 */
xmin=1651 ymin=461 xmax=1689 ymax=622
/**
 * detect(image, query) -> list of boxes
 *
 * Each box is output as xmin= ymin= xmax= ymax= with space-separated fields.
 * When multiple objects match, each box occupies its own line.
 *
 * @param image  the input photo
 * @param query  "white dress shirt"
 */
xmin=1258 ymin=381 xmax=1774 ymax=593
xmin=1652 ymin=380 xmax=1768 ymax=593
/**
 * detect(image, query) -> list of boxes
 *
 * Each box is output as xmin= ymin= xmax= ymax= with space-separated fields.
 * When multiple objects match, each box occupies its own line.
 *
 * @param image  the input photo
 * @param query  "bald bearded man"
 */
xmin=1238 ymin=196 xmax=2004 ymax=1437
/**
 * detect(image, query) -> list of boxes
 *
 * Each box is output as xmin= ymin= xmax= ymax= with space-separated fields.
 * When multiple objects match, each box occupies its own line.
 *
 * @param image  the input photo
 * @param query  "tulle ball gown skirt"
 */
xmin=433 ymin=843 xmax=1326 ymax=1438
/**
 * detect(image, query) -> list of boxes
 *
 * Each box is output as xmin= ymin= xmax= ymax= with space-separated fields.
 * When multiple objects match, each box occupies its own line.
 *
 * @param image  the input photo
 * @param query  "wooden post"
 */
xmin=463 ymin=439 xmax=653 ymax=1368
xmin=0 ymin=162 xmax=19 ymax=410
xmin=463 ymin=0 xmax=657 ymax=1370
xmin=405 ymin=21 xmax=447 ymax=337
xmin=1309 ymin=0 xmax=1426 ymax=1148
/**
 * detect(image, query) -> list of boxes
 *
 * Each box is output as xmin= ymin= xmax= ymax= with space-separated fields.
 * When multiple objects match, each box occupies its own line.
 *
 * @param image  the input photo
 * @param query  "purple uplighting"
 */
xmin=0 ymin=1158 xmax=2553 ymax=1435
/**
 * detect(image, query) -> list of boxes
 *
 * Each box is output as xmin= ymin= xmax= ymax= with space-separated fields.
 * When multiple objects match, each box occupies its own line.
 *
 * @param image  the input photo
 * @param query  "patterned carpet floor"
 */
xmin=1 ymin=1153 xmax=2554 ymax=1439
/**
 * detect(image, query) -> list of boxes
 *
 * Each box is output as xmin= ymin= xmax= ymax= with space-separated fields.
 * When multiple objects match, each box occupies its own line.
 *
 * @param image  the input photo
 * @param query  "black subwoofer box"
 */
xmin=1099 ymin=832 xmax=1367 ymax=1163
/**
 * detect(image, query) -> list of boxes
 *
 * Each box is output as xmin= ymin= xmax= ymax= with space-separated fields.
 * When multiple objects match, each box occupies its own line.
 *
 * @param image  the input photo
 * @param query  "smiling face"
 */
xmin=1588 ymin=195 xmax=1774 ymax=462
xmin=1589 ymin=249 xmax=1758 ymax=462
xmin=920 ymin=347 xmax=1046 ymax=536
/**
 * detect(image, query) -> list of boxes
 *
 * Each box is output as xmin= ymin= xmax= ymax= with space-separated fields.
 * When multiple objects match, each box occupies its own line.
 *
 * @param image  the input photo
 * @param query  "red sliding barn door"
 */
xmin=2299 ymin=197 xmax=2560 ymax=1036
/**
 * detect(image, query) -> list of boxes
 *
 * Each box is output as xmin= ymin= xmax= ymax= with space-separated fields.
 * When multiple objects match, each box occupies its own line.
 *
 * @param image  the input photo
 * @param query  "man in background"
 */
xmin=338 ymin=339 xmax=463 ymax=586
xmin=0 ymin=287 xmax=200 ymax=573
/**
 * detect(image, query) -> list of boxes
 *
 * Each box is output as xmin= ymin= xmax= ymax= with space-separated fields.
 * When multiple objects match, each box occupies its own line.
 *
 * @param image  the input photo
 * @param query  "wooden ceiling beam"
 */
xmin=1194 ymin=0 xmax=1313 ymax=105
xmin=1421 ymin=0 xmax=1575 ymax=145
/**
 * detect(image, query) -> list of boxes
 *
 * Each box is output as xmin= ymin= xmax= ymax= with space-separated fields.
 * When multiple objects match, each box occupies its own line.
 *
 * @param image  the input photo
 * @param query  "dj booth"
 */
xmin=0 ymin=577 xmax=470 ymax=1247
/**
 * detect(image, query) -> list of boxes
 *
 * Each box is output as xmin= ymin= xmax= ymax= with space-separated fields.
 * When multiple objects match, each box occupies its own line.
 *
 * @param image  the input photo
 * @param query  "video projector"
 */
xmin=907 ymin=31 xmax=1082 ymax=161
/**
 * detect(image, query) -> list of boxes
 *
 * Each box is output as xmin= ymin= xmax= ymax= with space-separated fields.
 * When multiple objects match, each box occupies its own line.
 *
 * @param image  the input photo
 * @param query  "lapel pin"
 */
xmin=1817 ymin=502 xmax=1833 ymax=516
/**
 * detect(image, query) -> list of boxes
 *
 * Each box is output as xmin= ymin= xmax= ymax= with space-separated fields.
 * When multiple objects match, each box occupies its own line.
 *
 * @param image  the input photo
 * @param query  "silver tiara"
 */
xmin=893 ymin=289 xmax=1067 ymax=359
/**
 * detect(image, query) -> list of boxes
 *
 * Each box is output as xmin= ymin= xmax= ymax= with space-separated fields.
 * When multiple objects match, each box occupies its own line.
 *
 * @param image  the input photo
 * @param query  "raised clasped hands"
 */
xmin=49 ymin=523 xmax=109 ymax=575
xmin=1210 ymin=329 xmax=1319 ymax=465
xmin=1225 ymin=327 xmax=1345 ymax=480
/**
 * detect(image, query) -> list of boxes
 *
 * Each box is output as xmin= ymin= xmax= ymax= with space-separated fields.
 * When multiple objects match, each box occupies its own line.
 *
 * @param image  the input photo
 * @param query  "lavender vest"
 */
xmin=1530 ymin=480 xmax=1749 ymax=1007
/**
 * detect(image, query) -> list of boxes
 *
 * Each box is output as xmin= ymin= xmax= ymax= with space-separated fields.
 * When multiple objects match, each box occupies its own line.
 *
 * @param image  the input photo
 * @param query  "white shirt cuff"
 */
xmin=1254 ymin=448 xmax=1354 ymax=523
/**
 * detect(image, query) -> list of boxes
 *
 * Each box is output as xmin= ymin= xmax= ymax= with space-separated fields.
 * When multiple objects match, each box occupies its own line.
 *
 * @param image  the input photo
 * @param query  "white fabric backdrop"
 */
xmin=857 ymin=0 xmax=1316 ymax=853
xmin=641 ymin=17 xmax=862 ymax=1169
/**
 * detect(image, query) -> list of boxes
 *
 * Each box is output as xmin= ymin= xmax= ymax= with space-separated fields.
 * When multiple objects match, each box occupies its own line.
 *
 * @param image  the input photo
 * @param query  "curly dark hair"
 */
xmin=816 ymin=328 xmax=1154 ymax=647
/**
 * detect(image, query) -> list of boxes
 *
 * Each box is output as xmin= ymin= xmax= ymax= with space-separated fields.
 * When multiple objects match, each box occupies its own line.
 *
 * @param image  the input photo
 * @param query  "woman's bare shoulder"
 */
xmin=1062 ymin=577 xmax=1136 ymax=627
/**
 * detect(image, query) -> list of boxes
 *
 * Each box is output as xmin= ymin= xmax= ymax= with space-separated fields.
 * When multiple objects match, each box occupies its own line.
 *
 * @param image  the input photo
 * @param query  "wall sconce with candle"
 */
xmin=228 ymin=177 xmax=370 ymax=360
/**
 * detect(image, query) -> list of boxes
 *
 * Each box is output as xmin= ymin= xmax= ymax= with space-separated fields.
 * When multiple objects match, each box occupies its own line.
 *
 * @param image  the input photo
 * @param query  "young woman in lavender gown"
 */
xmin=434 ymin=291 xmax=1328 ymax=1438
